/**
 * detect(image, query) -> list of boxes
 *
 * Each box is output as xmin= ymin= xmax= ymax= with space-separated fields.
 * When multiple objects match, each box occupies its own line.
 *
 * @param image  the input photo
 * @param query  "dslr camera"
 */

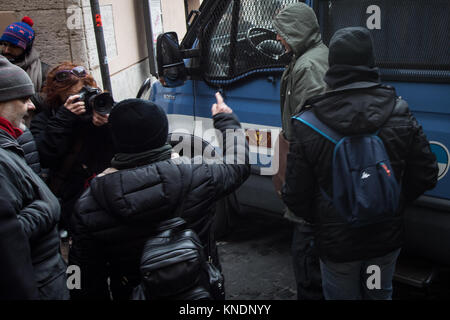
xmin=77 ymin=86 xmax=115 ymax=115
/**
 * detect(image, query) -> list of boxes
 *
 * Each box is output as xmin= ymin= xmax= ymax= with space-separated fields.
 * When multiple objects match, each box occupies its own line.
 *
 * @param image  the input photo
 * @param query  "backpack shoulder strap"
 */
xmin=292 ymin=109 xmax=343 ymax=144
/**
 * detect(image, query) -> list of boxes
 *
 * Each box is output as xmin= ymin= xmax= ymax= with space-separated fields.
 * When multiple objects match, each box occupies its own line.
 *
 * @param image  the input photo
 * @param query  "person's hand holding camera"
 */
xmin=64 ymin=95 xmax=86 ymax=116
xmin=92 ymin=111 xmax=109 ymax=127
xmin=211 ymin=92 xmax=233 ymax=116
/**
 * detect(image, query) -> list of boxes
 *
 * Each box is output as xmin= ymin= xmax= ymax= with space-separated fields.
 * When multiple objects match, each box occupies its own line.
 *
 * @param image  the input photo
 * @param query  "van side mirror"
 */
xmin=156 ymin=32 xmax=187 ymax=88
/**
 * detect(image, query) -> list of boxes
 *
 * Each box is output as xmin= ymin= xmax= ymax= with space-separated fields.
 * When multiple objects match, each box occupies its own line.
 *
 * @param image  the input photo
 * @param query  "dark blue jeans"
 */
xmin=320 ymin=248 xmax=401 ymax=300
xmin=291 ymin=224 xmax=324 ymax=300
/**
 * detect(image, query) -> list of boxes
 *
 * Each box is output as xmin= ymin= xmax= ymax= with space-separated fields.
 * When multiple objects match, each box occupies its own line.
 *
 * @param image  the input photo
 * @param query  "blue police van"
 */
xmin=139 ymin=0 xmax=450 ymax=287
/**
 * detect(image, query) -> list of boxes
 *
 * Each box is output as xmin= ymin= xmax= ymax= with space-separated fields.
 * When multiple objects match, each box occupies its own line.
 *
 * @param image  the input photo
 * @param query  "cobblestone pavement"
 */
xmin=59 ymin=209 xmax=450 ymax=300
xmin=216 ymin=211 xmax=450 ymax=301
xmin=217 ymin=212 xmax=297 ymax=300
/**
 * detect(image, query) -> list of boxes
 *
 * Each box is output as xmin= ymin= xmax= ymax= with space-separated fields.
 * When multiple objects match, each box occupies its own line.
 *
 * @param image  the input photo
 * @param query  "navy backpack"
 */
xmin=293 ymin=109 xmax=400 ymax=227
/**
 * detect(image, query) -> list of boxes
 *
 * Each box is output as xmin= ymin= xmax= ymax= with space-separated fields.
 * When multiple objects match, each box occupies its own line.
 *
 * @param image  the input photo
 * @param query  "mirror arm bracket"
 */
xmin=181 ymin=48 xmax=201 ymax=59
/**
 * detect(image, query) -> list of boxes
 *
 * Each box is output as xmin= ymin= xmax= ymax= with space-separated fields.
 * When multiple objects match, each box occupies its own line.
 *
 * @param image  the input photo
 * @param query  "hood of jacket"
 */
xmin=87 ymin=160 xmax=186 ymax=222
xmin=273 ymin=2 xmax=322 ymax=57
xmin=308 ymin=81 xmax=397 ymax=135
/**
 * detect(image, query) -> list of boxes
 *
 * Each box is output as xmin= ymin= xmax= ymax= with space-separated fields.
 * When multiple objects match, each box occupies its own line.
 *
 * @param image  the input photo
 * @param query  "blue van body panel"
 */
xmin=194 ymin=75 xmax=282 ymax=127
xmin=150 ymin=80 xmax=194 ymax=117
xmin=386 ymin=82 xmax=450 ymax=200
xmin=151 ymin=77 xmax=450 ymax=201
xmin=388 ymin=82 xmax=450 ymax=114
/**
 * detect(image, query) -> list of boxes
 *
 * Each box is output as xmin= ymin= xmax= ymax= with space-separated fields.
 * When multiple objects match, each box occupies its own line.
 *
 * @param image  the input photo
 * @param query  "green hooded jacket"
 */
xmin=273 ymin=2 xmax=329 ymax=141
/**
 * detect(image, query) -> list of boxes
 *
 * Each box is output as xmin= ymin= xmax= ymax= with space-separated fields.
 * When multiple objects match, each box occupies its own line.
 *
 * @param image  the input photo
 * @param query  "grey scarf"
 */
xmin=15 ymin=48 xmax=43 ymax=93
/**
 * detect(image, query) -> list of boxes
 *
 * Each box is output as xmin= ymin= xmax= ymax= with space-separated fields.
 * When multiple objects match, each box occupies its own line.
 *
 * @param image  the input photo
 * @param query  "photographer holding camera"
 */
xmin=30 ymin=62 xmax=116 ymax=234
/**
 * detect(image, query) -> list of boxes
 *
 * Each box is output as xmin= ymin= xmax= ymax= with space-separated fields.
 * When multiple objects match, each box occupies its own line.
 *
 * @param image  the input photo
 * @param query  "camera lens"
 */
xmin=92 ymin=93 xmax=115 ymax=115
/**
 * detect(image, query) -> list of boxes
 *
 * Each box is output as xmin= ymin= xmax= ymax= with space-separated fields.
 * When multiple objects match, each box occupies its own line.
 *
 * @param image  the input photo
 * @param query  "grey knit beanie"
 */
xmin=0 ymin=55 xmax=35 ymax=102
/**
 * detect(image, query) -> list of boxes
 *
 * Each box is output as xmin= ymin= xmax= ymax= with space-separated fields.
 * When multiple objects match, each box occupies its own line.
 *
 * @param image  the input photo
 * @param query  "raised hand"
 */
xmin=211 ymin=92 xmax=233 ymax=116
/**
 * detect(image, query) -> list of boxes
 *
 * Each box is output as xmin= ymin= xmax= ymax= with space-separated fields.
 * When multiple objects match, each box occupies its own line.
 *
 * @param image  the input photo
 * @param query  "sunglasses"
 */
xmin=55 ymin=66 xmax=87 ymax=82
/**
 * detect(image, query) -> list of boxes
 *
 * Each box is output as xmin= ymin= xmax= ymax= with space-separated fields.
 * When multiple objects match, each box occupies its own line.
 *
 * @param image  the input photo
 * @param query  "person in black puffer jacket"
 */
xmin=282 ymin=27 xmax=438 ymax=300
xmin=17 ymin=128 xmax=40 ymax=174
xmin=0 ymin=56 xmax=68 ymax=300
xmin=69 ymin=93 xmax=250 ymax=300
xmin=17 ymin=127 xmax=48 ymax=179
xmin=30 ymin=62 xmax=115 ymax=233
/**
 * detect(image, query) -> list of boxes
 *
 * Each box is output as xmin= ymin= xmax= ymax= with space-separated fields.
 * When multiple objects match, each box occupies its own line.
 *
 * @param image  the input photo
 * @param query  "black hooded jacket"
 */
xmin=30 ymin=105 xmax=115 ymax=228
xmin=282 ymin=67 xmax=438 ymax=262
xmin=69 ymin=112 xmax=250 ymax=300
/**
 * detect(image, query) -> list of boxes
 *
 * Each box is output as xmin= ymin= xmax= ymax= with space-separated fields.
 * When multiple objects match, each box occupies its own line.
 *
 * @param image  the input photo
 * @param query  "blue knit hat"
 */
xmin=0 ymin=17 xmax=35 ymax=50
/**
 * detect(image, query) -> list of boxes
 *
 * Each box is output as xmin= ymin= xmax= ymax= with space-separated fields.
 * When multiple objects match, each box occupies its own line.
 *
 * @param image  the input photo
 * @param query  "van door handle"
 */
xmin=267 ymin=76 xmax=275 ymax=84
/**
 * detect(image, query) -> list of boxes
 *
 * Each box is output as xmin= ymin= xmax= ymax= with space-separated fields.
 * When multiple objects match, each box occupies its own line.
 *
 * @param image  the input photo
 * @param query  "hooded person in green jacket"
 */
xmin=273 ymin=2 xmax=329 ymax=141
xmin=272 ymin=2 xmax=328 ymax=300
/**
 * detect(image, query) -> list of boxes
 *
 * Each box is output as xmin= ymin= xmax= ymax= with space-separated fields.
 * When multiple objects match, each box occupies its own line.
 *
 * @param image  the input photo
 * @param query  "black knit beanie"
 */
xmin=0 ymin=55 xmax=35 ymax=102
xmin=109 ymin=99 xmax=169 ymax=153
xmin=328 ymin=27 xmax=375 ymax=67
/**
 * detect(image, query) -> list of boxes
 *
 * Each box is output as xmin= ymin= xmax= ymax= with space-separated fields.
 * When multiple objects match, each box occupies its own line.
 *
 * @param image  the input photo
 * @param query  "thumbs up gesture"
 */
xmin=211 ymin=92 xmax=233 ymax=116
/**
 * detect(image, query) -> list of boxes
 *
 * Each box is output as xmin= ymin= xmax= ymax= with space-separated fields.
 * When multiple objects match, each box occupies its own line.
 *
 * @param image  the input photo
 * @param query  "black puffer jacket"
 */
xmin=30 ymin=105 xmax=115 ymax=228
xmin=69 ymin=113 xmax=250 ymax=300
xmin=0 ymin=130 xmax=69 ymax=300
xmin=282 ymin=81 xmax=438 ymax=263
xmin=17 ymin=128 xmax=42 ymax=176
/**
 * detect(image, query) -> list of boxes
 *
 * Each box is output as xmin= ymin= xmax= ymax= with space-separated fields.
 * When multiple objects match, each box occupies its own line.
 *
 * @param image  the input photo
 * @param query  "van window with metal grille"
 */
xmin=318 ymin=0 xmax=450 ymax=81
xmin=203 ymin=0 xmax=301 ymax=84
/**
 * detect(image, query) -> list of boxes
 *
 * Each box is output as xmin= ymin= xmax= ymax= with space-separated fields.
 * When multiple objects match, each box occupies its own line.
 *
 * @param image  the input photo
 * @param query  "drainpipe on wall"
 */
xmin=89 ymin=0 xmax=113 ymax=97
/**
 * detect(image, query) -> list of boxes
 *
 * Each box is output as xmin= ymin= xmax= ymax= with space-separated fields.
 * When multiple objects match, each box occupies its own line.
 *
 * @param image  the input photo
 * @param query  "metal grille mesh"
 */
xmin=320 ymin=0 xmax=450 ymax=70
xmin=203 ymin=0 xmax=302 ymax=83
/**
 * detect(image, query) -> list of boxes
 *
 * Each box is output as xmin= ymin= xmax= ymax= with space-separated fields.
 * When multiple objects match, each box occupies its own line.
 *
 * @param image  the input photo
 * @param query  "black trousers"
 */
xmin=291 ymin=223 xmax=324 ymax=300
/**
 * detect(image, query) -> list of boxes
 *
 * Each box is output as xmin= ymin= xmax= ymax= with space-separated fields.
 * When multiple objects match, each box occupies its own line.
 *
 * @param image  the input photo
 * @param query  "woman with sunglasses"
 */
xmin=30 ymin=62 xmax=116 ymax=235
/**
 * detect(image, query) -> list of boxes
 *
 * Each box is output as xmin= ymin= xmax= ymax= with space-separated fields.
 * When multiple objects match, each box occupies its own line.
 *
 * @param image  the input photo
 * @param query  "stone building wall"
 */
xmin=0 ymin=0 xmax=149 ymax=101
xmin=0 ymin=0 xmax=203 ymax=101
xmin=0 ymin=0 xmax=84 ymax=67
